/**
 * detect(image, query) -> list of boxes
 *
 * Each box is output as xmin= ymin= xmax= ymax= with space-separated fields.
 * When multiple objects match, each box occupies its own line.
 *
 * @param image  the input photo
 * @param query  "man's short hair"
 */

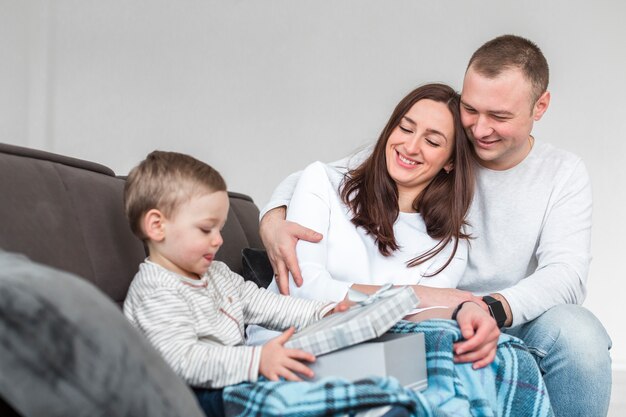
xmin=124 ymin=151 xmax=227 ymax=240
xmin=467 ymin=34 xmax=549 ymax=103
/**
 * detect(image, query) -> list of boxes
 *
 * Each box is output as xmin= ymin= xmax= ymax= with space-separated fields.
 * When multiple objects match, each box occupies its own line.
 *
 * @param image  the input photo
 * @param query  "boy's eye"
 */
xmin=200 ymin=228 xmax=212 ymax=234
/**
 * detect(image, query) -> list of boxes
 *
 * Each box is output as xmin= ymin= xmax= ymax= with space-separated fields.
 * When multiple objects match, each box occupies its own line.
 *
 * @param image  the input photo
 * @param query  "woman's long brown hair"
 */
xmin=340 ymin=83 xmax=474 ymax=275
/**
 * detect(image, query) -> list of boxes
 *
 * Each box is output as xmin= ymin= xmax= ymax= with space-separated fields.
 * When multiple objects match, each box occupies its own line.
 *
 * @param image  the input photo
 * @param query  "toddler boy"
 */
xmin=123 ymin=151 xmax=345 ymax=417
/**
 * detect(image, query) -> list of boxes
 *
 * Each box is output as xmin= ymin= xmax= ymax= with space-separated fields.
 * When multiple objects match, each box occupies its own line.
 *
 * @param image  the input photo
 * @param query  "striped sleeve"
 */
xmin=131 ymin=288 xmax=262 ymax=388
xmin=235 ymin=271 xmax=335 ymax=331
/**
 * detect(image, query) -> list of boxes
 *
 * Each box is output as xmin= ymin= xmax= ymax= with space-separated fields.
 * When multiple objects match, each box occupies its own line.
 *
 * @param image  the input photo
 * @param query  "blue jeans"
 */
xmin=193 ymin=387 xmax=225 ymax=417
xmin=504 ymin=304 xmax=612 ymax=417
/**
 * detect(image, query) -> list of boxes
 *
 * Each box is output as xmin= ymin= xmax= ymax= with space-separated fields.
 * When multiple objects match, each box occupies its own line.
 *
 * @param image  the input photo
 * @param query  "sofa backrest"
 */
xmin=0 ymin=143 xmax=263 ymax=305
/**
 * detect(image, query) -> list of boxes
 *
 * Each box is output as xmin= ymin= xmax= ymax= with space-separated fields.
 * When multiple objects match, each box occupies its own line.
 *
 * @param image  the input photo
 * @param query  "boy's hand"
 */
xmin=452 ymin=302 xmax=500 ymax=369
xmin=259 ymin=327 xmax=316 ymax=381
xmin=324 ymin=299 xmax=355 ymax=317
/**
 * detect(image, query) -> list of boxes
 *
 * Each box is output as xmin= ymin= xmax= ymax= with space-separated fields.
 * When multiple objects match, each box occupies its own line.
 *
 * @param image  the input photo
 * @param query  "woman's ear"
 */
xmin=444 ymin=161 xmax=454 ymax=174
xmin=143 ymin=209 xmax=166 ymax=242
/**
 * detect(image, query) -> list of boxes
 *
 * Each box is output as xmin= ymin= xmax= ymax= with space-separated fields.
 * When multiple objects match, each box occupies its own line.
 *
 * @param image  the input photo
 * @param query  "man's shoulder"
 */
xmin=534 ymin=141 xmax=582 ymax=164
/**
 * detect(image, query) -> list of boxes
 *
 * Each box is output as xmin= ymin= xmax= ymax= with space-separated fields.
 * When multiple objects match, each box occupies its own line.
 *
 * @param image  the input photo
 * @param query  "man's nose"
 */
xmin=472 ymin=115 xmax=494 ymax=139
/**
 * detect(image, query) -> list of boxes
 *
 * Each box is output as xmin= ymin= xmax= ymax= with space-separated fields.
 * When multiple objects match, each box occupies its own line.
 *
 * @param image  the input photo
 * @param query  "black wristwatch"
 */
xmin=482 ymin=295 xmax=507 ymax=328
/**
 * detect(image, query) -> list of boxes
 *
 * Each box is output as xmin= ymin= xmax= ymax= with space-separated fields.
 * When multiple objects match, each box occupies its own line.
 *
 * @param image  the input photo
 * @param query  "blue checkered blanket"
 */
xmin=224 ymin=319 xmax=553 ymax=417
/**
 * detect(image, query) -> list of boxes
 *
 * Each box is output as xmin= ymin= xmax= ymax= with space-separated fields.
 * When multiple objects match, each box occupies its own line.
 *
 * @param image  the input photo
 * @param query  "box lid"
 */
xmin=285 ymin=285 xmax=419 ymax=356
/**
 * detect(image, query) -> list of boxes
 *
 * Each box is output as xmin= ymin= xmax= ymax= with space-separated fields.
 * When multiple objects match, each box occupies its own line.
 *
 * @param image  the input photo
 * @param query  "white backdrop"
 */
xmin=1 ymin=0 xmax=625 ymax=368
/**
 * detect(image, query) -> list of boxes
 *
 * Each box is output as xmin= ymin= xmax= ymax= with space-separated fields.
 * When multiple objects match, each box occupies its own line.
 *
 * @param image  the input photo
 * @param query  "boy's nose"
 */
xmin=212 ymin=232 xmax=223 ymax=247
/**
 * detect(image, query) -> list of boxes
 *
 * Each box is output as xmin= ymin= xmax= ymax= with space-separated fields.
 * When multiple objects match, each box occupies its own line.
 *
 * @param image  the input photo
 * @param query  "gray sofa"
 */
xmin=0 ymin=142 xmax=264 ymax=416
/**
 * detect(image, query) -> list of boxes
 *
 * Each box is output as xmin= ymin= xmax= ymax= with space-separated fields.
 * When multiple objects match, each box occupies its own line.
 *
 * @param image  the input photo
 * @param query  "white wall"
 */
xmin=1 ymin=0 xmax=625 ymax=368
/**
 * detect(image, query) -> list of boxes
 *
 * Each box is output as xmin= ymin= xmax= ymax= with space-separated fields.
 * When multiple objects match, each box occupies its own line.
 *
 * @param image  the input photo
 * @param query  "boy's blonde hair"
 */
xmin=124 ymin=150 xmax=227 ymax=240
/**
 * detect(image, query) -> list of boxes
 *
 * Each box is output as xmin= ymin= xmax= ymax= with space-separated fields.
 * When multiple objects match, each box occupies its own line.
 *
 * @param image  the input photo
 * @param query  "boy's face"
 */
xmin=151 ymin=190 xmax=229 ymax=279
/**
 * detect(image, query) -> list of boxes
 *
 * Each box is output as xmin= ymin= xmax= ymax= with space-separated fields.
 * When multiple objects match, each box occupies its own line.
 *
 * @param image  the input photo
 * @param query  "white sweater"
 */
xmin=261 ymin=140 xmax=592 ymax=327
xmin=124 ymin=260 xmax=334 ymax=388
xmin=271 ymin=161 xmax=467 ymax=302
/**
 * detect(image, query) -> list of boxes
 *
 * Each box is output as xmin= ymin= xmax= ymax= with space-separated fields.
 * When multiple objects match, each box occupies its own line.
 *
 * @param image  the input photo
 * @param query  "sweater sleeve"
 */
xmin=131 ymin=289 xmax=261 ymax=388
xmin=216 ymin=262 xmax=336 ymax=330
xmin=500 ymin=159 xmax=592 ymax=326
xmin=284 ymin=162 xmax=355 ymax=301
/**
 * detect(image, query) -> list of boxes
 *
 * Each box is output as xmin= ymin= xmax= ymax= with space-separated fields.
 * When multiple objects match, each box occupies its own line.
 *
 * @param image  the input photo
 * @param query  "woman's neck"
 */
xmin=397 ymin=188 xmax=420 ymax=213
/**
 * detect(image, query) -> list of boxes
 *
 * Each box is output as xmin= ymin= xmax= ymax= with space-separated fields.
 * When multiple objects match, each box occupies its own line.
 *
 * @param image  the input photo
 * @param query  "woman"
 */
xmin=249 ymin=83 xmax=498 ymax=366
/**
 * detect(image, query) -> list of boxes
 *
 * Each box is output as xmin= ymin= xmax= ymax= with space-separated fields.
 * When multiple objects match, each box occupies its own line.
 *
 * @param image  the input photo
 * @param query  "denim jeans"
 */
xmin=193 ymin=387 xmax=225 ymax=417
xmin=504 ymin=304 xmax=612 ymax=417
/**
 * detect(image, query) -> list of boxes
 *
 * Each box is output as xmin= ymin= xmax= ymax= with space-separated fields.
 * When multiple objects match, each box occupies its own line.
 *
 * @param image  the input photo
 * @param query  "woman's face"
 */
xmin=385 ymin=99 xmax=455 ymax=203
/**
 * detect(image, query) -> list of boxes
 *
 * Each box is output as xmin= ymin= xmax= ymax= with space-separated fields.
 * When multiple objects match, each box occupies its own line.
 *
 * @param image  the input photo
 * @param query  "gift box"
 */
xmin=285 ymin=285 xmax=419 ymax=356
xmin=308 ymin=332 xmax=427 ymax=390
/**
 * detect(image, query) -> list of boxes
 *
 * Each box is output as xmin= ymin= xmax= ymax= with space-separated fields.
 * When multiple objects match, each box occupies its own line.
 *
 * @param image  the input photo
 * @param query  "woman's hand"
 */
xmin=259 ymin=207 xmax=322 ymax=295
xmin=452 ymin=302 xmax=500 ymax=369
xmin=259 ymin=327 xmax=316 ymax=381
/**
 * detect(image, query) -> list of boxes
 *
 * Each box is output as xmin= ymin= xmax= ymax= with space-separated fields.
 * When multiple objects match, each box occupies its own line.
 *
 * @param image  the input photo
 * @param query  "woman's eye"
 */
xmin=426 ymin=138 xmax=440 ymax=147
xmin=399 ymin=126 xmax=412 ymax=133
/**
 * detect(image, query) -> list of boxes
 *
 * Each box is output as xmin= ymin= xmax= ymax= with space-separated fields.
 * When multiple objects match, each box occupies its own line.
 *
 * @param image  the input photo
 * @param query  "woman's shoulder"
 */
xmin=298 ymin=161 xmax=345 ymax=191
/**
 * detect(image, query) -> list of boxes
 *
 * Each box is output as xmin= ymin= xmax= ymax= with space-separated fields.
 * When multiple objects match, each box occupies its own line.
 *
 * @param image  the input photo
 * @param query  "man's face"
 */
xmin=460 ymin=67 xmax=549 ymax=170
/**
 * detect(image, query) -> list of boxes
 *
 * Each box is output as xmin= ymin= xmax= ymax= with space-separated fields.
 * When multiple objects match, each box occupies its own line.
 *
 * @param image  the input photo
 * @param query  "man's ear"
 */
xmin=533 ymin=90 xmax=551 ymax=121
xmin=143 ymin=209 xmax=166 ymax=242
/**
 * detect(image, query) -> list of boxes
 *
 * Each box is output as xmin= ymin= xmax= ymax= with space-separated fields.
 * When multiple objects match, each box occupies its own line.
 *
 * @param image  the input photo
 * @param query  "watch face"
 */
xmin=483 ymin=296 xmax=506 ymax=327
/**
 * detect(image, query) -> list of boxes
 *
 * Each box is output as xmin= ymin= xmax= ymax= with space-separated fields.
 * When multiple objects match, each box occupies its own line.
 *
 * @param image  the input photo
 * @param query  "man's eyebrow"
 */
xmin=489 ymin=110 xmax=515 ymax=117
xmin=460 ymin=100 xmax=514 ymax=117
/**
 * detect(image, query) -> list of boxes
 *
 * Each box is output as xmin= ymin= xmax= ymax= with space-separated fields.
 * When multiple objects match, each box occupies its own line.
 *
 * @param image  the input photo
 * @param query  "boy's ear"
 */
xmin=143 ymin=209 xmax=166 ymax=242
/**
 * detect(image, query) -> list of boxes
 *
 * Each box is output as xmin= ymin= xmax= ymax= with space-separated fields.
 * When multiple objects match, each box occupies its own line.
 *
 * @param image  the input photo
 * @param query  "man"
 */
xmin=259 ymin=35 xmax=612 ymax=417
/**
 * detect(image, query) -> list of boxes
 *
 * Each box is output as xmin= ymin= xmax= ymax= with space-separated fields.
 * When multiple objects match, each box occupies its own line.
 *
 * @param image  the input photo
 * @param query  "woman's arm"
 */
xmin=260 ymin=147 xmax=373 ymax=294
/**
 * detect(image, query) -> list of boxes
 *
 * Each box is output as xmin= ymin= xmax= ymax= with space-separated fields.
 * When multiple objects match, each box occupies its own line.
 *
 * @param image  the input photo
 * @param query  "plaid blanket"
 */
xmin=224 ymin=319 xmax=553 ymax=417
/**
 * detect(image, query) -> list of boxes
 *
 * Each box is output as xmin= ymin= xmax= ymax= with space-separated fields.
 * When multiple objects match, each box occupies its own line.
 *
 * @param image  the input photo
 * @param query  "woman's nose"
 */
xmin=404 ymin=135 xmax=422 ymax=155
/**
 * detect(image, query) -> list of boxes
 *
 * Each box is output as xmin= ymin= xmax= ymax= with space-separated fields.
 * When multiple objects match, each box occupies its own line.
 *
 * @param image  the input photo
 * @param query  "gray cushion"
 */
xmin=0 ymin=250 xmax=204 ymax=417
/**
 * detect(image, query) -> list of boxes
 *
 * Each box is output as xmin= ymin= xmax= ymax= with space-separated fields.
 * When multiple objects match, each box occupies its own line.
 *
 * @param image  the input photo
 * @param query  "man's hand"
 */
xmin=411 ymin=285 xmax=485 ymax=309
xmin=452 ymin=302 xmax=500 ymax=369
xmin=259 ymin=207 xmax=322 ymax=295
xmin=259 ymin=327 xmax=316 ymax=381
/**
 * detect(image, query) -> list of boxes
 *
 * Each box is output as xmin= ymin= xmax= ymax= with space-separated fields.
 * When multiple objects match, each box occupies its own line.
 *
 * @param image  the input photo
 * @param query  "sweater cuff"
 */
xmin=248 ymin=345 xmax=262 ymax=383
xmin=317 ymin=302 xmax=338 ymax=320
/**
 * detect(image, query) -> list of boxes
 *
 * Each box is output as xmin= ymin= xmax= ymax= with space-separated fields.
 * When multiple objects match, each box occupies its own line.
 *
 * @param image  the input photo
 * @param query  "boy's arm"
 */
xmin=260 ymin=146 xmax=373 ymax=294
xmin=239 ymin=276 xmax=336 ymax=330
xmin=130 ymin=289 xmax=262 ymax=388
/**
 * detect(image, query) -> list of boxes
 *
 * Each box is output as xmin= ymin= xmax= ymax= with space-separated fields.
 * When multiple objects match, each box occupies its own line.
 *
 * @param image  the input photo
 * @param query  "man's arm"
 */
xmin=260 ymin=146 xmax=373 ymax=294
xmin=497 ymin=160 xmax=592 ymax=326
